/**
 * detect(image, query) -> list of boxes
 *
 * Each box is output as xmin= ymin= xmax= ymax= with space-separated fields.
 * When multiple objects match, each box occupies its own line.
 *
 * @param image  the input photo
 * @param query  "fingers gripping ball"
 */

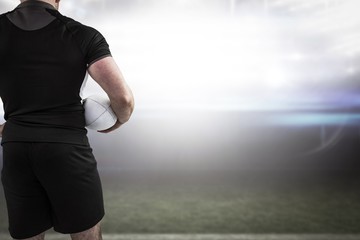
xmin=83 ymin=95 xmax=117 ymax=131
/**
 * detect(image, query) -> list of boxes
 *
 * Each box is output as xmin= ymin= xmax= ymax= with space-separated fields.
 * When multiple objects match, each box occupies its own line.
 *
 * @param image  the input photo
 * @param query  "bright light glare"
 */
xmin=92 ymin=15 xmax=300 ymax=111
xmin=81 ymin=0 xmax=360 ymax=112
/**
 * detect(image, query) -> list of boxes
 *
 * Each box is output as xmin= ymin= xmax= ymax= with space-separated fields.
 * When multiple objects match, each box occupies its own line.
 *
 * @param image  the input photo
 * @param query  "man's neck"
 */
xmin=21 ymin=0 xmax=57 ymax=10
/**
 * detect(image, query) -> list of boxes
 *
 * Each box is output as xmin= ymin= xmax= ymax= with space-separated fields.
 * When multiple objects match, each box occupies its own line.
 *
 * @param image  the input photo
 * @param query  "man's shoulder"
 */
xmin=46 ymin=9 xmax=99 ymax=37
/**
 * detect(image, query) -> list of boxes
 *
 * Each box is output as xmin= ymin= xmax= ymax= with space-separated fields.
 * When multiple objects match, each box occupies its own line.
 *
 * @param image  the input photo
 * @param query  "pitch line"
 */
xmin=1 ymin=234 xmax=360 ymax=240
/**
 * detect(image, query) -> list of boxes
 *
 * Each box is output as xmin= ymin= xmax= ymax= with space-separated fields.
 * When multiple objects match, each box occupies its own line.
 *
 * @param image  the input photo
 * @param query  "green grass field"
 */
xmin=1 ymin=170 xmax=360 ymax=235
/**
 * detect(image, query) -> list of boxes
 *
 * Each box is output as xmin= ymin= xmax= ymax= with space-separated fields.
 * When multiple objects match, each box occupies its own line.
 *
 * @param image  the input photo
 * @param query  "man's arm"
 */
xmin=0 ymin=123 xmax=4 ymax=137
xmin=88 ymin=56 xmax=134 ymax=133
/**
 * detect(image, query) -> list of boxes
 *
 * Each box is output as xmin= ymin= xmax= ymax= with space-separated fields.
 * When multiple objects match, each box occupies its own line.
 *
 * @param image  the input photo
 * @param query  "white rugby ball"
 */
xmin=83 ymin=95 xmax=117 ymax=131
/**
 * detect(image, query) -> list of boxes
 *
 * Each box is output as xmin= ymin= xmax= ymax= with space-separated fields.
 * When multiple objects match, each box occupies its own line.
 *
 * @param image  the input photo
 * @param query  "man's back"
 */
xmin=0 ymin=1 xmax=111 ymax=145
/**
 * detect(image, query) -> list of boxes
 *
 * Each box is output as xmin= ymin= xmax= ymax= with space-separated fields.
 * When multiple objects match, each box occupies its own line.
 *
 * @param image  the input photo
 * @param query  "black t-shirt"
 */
xmin=0 ymin=2 xmax=111 ymax=145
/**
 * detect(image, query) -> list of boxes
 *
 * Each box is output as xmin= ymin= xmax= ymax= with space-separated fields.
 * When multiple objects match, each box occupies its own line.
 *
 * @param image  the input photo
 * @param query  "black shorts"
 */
xmin=1 ymin=142 xmax=104 ymax=239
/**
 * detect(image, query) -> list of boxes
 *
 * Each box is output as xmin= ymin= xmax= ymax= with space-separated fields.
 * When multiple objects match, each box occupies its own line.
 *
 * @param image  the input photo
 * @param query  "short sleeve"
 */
xmin=85 ymin=28 xmax=112 ymax=66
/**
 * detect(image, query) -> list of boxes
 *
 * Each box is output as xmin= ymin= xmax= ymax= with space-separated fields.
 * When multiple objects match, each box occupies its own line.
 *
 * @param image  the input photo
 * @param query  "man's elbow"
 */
xmin=122 ymin=93 xmax=134 ymax=111
xmin=115 ymin=94 xmax=134 ymax=122
xmin=125 ymin=97 xmax=135 ymax=115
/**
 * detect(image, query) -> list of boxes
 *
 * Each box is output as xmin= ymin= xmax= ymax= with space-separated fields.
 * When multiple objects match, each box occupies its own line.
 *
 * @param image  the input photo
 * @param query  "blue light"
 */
xmin=270 ymin=113 xmax=360 ymax=126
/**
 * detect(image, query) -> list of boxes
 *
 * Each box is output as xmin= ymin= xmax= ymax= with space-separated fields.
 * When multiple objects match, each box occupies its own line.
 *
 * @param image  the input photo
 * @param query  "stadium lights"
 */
xmin=95 ymin=0 xmax=359 ymax=111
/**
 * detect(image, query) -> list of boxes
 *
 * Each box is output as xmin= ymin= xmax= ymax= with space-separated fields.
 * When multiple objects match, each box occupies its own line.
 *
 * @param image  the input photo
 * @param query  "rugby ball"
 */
xmin=83 ymin=95 xmax=117 ymax=131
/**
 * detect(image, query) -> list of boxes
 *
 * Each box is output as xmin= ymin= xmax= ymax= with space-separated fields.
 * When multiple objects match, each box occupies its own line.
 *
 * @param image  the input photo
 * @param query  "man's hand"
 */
xmin=0 ymin=123 xmax=5 ymax=137
xmin=98 ymin=120 xmax=123 ymax=134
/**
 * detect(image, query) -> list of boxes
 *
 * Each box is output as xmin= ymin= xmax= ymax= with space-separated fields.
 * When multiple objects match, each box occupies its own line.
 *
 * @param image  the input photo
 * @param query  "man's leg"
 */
xmin=14 ymin=232 xmax=45 ymax=240
xmin=70 ymin=222 xmax=102 ymax=240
